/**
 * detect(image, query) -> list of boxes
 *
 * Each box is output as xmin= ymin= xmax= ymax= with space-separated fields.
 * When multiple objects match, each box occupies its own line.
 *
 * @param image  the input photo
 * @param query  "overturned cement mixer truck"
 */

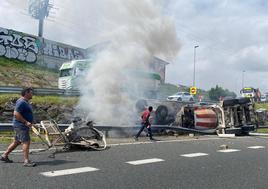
xmin=136 ymin=97 xmax=258 ymax=135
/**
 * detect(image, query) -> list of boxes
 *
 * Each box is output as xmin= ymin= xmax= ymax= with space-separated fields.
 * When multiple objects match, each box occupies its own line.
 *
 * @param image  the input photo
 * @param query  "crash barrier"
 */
xmin=0 ymin=86 xmax=80 ymax=96
xmin=0 ymin=123 xmax=215 ymax=136
xmin=1 ymin=123 xmax=268 ymax=136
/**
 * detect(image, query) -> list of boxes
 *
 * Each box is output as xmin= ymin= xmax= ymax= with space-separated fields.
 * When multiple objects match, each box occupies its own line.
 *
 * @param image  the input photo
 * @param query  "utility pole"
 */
xmin=193 ymin=45 xmax=199 ymax=87
xmin=28 ymin=0 xmax=52 ymax=37
xmin=242 ymin=70 xmax=245 ymax=88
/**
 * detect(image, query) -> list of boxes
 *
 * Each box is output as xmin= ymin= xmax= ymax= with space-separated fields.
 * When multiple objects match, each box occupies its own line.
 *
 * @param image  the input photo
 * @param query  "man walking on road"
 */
xmin=1 ymin=87 xmax=36 ymax=167
xmin=134 ymin=106 xmax=155 ymax=141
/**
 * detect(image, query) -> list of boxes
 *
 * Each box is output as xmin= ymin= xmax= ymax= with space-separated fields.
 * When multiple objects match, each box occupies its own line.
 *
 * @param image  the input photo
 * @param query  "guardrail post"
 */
xmin=105 ymin=130 xmax=109 ymax=138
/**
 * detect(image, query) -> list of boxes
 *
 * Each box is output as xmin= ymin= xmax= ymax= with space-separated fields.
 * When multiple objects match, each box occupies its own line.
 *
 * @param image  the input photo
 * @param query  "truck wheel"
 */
xmin=155 ymin=105 xmax=168 ymax=124
xmin=177 ymin=98 xmax=182 ymax=102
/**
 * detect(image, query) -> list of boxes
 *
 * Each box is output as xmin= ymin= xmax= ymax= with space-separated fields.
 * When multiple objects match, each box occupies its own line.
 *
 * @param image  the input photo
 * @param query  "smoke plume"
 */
xmin=78 ymin=0 xmax=180 ymax=125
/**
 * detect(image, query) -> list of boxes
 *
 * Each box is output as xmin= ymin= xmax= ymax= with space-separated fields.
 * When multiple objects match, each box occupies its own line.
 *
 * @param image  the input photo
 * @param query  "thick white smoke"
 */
xmin=78 ymin=0 xmax=180 ymax=125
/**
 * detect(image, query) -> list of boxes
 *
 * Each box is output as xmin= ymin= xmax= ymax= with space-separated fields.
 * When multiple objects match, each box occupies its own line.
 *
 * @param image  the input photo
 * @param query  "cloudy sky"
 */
xmin=1 ymin=0 xmax=268 ymax=95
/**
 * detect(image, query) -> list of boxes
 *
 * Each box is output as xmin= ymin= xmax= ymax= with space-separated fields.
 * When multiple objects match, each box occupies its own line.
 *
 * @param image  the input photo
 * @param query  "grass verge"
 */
xmin=0 ymin=132 xmax=45 ymax=144
xmin=256 ymin=128 xmax=268 ymax=133
xmin=0 ymin=94 xmax=79 ymax=106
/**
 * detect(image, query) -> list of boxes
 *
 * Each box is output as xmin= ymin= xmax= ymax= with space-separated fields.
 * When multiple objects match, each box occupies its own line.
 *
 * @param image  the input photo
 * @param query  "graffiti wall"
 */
xmin=41 ymin=39 xmax=86 ymax=69
xmin=43 ymin=39 xmax=84 ymax=60
xmin=0 ymin=27 xmax=39 ymax=63
xmin=0 ymin=27 xmax=87 ymax=69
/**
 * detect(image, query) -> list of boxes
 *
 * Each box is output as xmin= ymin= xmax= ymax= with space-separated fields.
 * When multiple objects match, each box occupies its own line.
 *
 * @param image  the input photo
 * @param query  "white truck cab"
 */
xmin=240 ymin=87 xmax=255 ymax=98
xmin=58 ymin=59 xmax=91 ymax=89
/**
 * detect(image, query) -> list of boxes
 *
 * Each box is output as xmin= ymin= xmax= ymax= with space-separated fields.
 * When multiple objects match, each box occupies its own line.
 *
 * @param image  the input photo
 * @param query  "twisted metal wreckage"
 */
xmin=31 ymin=117 xmax=107 ymax=157
xmin=137 ymin=97 xmax=263 ymax=136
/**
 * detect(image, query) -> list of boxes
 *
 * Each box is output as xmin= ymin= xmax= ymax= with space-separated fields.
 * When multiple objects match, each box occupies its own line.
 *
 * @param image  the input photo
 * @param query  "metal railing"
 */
xmin=1 ymin=123 xmax=268 ymax=135
xmin=0 ymin=123 xmax=218 ymax=136
xmin=0 ymin=86 xmax=80 ymax=96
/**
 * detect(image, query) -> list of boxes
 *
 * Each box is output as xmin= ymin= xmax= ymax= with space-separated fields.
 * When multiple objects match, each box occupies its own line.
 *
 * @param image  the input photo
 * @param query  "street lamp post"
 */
xmin=242 ymin=70 xmax=245 ymax=88
xmin=193 ymin=45 xmax=199 ymax=86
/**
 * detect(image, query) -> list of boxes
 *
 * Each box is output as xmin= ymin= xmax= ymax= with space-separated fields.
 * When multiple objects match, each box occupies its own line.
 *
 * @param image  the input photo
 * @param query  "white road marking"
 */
xmin=0 ymin=148 xmax=50 ymax=154
xmin=181 ymin=153 xmax=209 ymax=157
xmin=40 ymin=167 xmax=99 ymax=177
xmin=248 ymin=146 xmax=265 ymax=149
xmin=126 ymin=158 xmax=164 ymax=165
xmin=218 ymin=149 xmax=240 ymax=153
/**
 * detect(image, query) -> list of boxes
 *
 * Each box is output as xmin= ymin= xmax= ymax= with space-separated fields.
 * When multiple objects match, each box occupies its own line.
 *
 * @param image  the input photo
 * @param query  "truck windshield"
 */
xmin=59 ymin=69 xmax=72 ymax=77
xmin=74 ymin=67 xmax=85 ymax=77
xmin=242 ymin=88 xmax=254 ymax=93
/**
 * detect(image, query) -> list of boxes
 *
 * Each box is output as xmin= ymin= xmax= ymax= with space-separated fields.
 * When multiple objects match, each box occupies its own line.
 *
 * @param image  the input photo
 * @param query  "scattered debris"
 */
xmin=219 ymin=144 xmax=229 ymax=150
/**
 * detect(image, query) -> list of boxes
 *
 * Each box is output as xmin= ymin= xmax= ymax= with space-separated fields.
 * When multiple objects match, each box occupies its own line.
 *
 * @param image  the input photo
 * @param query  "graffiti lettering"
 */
xmin=0 ymin=27 xmax=38 ymax=63
xmin=10 ymin=34 xmax=24 ymax=48
xmin=23 ymin=36 xmax=38 ymax=53
xmin=43 ymin=42 xmax=84 ymax=60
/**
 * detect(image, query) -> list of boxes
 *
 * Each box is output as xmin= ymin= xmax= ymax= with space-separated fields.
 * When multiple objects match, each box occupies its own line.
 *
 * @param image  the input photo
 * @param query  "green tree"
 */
xmin=208 ymin=85 xmax=236 ymax=101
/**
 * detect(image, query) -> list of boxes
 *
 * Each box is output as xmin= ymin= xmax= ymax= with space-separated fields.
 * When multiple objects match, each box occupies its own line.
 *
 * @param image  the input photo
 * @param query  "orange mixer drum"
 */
xmin=194 ymin=108 xmax=217 ymax=129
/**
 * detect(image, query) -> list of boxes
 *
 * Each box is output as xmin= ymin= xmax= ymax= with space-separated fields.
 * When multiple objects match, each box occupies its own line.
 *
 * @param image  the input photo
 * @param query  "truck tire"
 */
xmin=155 ymin=105 xmax=168 ymax=124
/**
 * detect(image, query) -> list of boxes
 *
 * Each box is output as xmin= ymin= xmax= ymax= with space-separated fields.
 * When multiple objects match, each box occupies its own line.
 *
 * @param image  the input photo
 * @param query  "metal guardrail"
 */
xmin=1 ymin=123 xmax=268 ymax=136
xmin=0 ymin=123 xmax=162 ymax=132
xmin=0 ymin=86 xmax=80 ymax=96
xmin=0 ymin=123 xmax=213 ymax=135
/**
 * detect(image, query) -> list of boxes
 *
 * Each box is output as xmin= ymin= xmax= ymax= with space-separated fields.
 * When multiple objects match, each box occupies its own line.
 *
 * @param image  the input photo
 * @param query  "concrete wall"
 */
xmin=0 ymin=27 xmax=87 ymax=69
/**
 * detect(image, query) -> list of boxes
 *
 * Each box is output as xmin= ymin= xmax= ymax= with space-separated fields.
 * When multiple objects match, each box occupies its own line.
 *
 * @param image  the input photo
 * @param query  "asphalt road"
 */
xmin=1 ymin=135 xmax=268 ymax=189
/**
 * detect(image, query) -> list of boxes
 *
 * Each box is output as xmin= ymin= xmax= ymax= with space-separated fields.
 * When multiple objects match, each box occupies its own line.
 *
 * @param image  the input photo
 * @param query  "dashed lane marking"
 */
xmin=247 ymin=146 xmax=265 ymax=149
xmin=181 ymin=153 xmax=209 ymax=157
xmin=218 ymin=149 xmax=240 ymax=153
xmin=126 ymin=158 xmax=164 ymax=165
xmin=40 ymin=167 xmax=99 ymax=177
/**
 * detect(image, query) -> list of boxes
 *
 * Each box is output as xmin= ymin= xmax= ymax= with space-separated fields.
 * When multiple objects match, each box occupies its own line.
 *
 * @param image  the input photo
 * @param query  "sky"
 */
xmin=1 ymin=0 xmax=268 ymax=95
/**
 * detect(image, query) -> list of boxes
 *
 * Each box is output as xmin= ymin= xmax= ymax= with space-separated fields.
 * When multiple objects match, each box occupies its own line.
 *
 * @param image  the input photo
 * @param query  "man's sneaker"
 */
xmin=150 ymin=138 xmax=157 ymax=141
xmin=23 ymin=161 xmax=36 ymax=167
xmin=1 ymin=156 xmax=13 ymax=163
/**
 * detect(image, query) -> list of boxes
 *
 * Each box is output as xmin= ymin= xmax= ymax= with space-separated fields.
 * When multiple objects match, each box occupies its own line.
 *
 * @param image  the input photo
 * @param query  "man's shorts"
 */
xmin=14 ymin=128 xmax=30 ymax=143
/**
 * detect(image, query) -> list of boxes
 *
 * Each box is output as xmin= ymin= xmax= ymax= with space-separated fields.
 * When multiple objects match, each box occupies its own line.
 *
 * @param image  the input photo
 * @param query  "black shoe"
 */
xmin=150 ymin=138 xmax=157 ymax=141
xmin=23 ymin=161 xmax=36 ymax=167
xmin=1 ymin=156 xmax=13 ymax=163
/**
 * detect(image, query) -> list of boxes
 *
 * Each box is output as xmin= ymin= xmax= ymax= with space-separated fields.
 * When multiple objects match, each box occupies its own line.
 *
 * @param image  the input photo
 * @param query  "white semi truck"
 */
xmin=58 ymin=59 xmax=161 ymax=98
xmin=240 ymin=87 xmax=261 ymax=102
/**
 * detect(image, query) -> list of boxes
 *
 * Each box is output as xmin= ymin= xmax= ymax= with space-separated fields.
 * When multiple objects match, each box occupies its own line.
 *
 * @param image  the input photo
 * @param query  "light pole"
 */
xmin=242 ymin=70 xmax=245 ymax=88
xmin=28 ymin=0 xmax=51 ymax=37
xmin=193 ymin=45 xmax=199 ymax=86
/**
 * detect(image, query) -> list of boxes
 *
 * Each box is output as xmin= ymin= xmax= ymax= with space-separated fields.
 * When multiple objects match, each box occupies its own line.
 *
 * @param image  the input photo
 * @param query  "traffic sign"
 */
xmin=190 ymin=87 xmax=197 ymax=95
